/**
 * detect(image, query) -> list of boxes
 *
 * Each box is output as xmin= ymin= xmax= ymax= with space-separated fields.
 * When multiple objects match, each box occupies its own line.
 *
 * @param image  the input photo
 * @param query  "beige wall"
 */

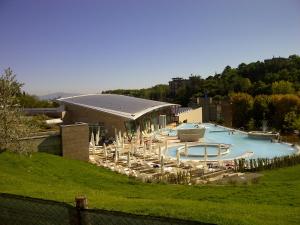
xmin=61 ymin=123 xmax=89 ymax=162
xmin=178 ymin=107 xmax=202 ymax=123
xmin=63 ymin=104 xmax=129 ymax=137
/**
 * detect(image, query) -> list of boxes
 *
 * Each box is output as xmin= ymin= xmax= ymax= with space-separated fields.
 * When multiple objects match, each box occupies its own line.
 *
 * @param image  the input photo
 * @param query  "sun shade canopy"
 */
xmin=57 ymin=94 xmax=177 ymax=120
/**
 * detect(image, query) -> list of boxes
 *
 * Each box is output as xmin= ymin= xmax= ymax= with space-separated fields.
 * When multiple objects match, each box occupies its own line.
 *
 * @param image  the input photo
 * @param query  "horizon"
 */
xmin=0 ymin=0 xmax=300 ymax=95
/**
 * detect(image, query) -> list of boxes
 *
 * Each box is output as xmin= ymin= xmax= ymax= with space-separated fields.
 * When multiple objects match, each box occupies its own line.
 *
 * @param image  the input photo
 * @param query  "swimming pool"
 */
xmin=166 ymin=123 xmax=297 ymax=160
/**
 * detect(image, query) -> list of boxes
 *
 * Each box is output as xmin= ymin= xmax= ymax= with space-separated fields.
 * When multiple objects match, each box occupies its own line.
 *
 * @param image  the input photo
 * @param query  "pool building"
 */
xmin=57 ymin=94 xmax=182 ymax=138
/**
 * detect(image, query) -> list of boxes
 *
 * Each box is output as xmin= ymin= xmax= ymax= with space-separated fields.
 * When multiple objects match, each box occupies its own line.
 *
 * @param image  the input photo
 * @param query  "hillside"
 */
xmin=104 ymin=55 xmax=300 ymax=105
xmin=0 ymin=152 xmax=300 ymax=225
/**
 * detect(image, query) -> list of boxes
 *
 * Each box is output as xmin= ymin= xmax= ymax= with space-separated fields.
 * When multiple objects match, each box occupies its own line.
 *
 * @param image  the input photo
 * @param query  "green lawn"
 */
xmin=0 ymin=152 xmax=300 ymax=225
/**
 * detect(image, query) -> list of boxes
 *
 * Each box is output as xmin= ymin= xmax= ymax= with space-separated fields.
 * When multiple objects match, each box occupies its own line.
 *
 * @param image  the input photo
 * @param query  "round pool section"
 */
xmin=166 ymin=123 xmax=297 ymax=160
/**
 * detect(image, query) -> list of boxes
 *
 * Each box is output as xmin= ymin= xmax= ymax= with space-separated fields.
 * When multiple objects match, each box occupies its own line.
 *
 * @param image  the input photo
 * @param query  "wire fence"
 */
xmin=0 ymin=193 xmax=213 ymax=225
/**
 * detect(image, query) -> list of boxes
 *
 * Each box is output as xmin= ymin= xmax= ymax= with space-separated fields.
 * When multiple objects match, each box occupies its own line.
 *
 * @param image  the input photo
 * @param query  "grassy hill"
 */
xmin=0 ymin=152 xmax=299 ymax=225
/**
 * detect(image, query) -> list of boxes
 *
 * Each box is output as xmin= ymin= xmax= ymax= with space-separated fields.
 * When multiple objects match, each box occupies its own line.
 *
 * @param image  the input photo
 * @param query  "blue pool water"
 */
xmin=167 ymin=123 xmax=297 ymax=160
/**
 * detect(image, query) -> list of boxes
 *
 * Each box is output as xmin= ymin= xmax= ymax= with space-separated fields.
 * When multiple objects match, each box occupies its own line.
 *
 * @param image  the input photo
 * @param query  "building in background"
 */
xmin=197 ymin=97 xmax=232 ymax=126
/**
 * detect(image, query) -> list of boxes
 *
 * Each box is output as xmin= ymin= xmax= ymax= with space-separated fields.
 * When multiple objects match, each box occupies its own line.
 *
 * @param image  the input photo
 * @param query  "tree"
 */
xmin=230 ymin=93 xmax=253 ymax=128
xmin=272 ymin=80 xmax=295 ymax=94
xmin=252 ymin=95 xmax=270 ymax=128
xmin=269 ymin=94 xmax=300 ymax=130
xmin=0 ymin=68 xmax=33 ymax=153
xmin=283 ymin=111 xmax=297 ymax=132
xmin=18 ymin=93 xmax=58 ymax=108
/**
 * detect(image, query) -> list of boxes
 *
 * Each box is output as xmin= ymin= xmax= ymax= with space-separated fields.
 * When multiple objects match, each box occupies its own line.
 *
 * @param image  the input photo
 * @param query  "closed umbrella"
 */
xmin=158 ymin=145 xmax=162 ymax=160
xmin=115 ymin=128 xmax=118 ymax=144
xmin=164 ymin=140 xmax=168 ymax=155
xmin=143 ymin=143 xmax=146 ymax=160
xmin=95 ymin=126 xmax=100 ymax=146
xmin=103 ymin=143 xmax=107 ymax=161
xmin=90 ymin=132 xmax=95 ymax=155
xmin=141 ymin=138 xmax=144 ymax=148
xmin=149 ymin=136 xmax=153 ymax=153
xmin=127 ymin=151 xmax=131 ymax=167
xmin=130 ymin=142 xmax=133 ymax=153
xmin=90 ymin=132 xmax=95 ymax=147
xmin=176 ymin=149 xmax=180 ymax=167
xmin=118 ymin=130 xmax=122 ymax=144
xmin=204 ymin=146 xmax=208 ymax=165
xmin=184 ymin=142 xmax=188 ymax=156
xmin=121 ymin=138 xmax=124 ymax=151
xmin=160 ymin=156 xmax=164 ymax=174
xmin=114 ymin=147 xmax=118 ymax=163
xmin=92 ymin=144 xmax=95 ymax=155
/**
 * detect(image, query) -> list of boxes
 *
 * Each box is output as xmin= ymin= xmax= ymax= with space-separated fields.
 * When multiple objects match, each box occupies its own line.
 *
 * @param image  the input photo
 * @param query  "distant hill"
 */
xmin=38 ymin=92 xmax=81 ymax=100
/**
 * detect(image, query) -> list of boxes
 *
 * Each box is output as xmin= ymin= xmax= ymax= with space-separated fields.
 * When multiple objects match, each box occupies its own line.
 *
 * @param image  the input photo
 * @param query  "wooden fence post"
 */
xmin=74 ymin=196 xmax=88 ymax=225
xmin=75 ymin=196 xmax=88 ymax=209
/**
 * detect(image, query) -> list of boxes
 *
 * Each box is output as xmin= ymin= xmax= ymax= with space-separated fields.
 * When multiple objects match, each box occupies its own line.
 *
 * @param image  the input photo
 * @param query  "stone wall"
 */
xmin=20 ymin=131 xmax=61 ymax=155
xmin=60 ymin=123 xmax=89 ymax=161
xmin=20 ymin=123 xmax=89 ymax=162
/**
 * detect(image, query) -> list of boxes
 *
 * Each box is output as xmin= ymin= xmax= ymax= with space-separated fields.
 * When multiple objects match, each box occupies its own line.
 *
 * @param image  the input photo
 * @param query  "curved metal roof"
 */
xmin=57 ymin=94 xmax=177 ymax=120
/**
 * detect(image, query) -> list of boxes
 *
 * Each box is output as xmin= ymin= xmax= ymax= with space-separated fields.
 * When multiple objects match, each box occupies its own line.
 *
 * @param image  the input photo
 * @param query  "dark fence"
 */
xmin=0 ymin=193 xmax=213 ymax=225
xmin=233 ymin=154 xmax=300 ymax=172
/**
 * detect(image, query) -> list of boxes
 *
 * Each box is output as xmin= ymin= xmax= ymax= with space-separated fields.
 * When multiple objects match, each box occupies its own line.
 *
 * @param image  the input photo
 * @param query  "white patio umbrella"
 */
xmin=115 ymin=128 xmax=118 ymax=142
xmin=136 ymin=126 xmax=140 ymax=144
xmin=204 ymin=145 xmax=208 ymax=165
xmin=149 ymin=136 xmax=153 ymax=153
xmin=164 ymin=140 xmax=168 ymax=155
xmin=95 ymin=126 xmax=100 ymax=146
xmin=92 ymin=143 xmax=95 ymax=155
xmin=130 ymin=142 xmax=133 ymax=153
xmin=90 ymin=132 xmax=95 ymax=147
xmin=143 ymin=143 xmax=146 ymax=160
xmin=151 ymin=124 xmax=154 ymax=132
xmin=141 ymin=138 xmax=144 ymax=148
xmin=118 ymin=130 xmax=122 ymax=143
xmin=103 ymin=143 xmax=107 ymax=161
xmin=127 ymin=151 xmax=131 ymax=167
xmin=158 ymin=145 xmax=162 ymax=160
xmin=184 ymin=142 xmax=188 ymax=156
xmin=121 ymin=138 xmax=124 ymax=151
xmin=160 ymin=156 xmax=164 ymax=174
xmin=176 ymin=149 xmax=180 ymax=167
xmin=114 ymin=147 xmax=118 ymax=163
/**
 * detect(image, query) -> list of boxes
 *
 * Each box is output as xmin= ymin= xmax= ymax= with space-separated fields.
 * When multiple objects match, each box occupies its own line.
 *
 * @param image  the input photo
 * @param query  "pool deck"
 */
xmin=88 ymin=123 xmax=298 ymax=184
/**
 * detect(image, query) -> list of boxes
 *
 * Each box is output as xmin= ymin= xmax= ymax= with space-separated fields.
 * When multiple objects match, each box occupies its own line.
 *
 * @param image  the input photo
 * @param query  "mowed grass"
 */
xmin=0 ymin=152 xmax=300 ymax=225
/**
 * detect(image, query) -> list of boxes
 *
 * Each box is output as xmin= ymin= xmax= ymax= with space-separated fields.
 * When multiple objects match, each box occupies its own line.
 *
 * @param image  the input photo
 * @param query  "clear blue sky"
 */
xmin=0 ymin=0 xmax=299 ymax=95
